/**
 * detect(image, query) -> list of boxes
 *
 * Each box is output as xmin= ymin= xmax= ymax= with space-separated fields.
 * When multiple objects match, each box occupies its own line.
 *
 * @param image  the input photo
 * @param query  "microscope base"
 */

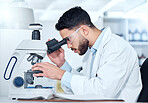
xmin=8 ymin=88 xmax=53 ymax=99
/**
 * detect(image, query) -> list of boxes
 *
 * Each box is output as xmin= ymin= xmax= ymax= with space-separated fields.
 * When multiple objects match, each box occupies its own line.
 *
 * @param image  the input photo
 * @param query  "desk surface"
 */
xmin=0 ymin=97 xmax=124 ymax=103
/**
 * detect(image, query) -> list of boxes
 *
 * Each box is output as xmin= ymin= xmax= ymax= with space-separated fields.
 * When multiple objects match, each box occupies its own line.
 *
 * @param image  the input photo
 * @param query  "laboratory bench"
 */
xmin=0 ymin=97 xmax=125 ymax=103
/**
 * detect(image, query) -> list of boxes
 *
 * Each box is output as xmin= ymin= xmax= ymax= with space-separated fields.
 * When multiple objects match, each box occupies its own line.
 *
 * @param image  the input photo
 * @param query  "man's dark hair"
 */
xmin=55 ymin=6 xmax=95 ymax=30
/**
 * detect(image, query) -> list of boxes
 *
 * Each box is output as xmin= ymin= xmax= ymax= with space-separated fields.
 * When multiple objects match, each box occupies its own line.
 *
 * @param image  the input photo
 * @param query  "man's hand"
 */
xmin=47 ymin=39 xmax=65 ymax=67
xmin=32 ymin=62 xmax=65 ymax=80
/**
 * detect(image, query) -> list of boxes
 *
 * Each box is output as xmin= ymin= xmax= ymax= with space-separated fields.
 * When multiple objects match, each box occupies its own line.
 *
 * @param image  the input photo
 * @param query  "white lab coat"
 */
xmin=62 ymin=27 xmax=142 ymax=102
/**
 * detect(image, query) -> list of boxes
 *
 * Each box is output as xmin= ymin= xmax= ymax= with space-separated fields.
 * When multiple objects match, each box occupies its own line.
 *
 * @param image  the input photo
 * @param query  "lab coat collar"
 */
xmin=91 ymin=26 xmax=112 ymax=77
xmin=90 ymin=27 xmax=106 ymax=54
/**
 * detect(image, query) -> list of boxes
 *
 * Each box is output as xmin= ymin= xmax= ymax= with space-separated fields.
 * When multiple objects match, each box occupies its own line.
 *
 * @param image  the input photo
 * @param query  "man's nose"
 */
xmin=67 ymin=43 xmax=72 ymax=48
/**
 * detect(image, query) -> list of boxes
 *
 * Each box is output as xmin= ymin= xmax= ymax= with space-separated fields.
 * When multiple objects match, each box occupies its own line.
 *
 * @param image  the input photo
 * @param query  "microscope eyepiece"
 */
xmin=46 ymin=38 xmax=67 ymax=54
xmin=29 ymin=23 xmax=43 ymax=40
xmin=32 ymin=30 xmax=40 ymax=40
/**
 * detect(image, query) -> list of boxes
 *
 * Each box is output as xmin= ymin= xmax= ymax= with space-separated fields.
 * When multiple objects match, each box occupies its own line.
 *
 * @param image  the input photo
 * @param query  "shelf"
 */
xmin=103 ymin=17 xmax=148 ymax=47
xmin=129 ymin=42 xmax=148 ymax=46
xmin=103 ymin=17 xmax=126 ymax=22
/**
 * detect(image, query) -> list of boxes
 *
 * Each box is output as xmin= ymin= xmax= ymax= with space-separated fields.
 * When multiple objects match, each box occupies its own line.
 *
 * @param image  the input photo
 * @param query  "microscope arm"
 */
xmin=4 ymin=50 xmax=26 ymax=80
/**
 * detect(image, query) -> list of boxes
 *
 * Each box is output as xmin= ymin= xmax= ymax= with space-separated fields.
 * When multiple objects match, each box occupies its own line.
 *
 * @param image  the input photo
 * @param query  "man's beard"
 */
xmin=78 ymin=36 xmax=89 ymax=55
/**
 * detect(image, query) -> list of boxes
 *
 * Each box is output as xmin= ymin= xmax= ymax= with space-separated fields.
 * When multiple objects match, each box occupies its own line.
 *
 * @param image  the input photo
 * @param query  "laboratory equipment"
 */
xmin=3 ymin=23 xmax=67 ymax=99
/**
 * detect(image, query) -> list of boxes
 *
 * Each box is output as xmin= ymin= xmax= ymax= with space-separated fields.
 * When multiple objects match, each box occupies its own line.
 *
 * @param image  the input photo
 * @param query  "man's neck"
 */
xmin=88 ymin=28 xmax=102 ymax=48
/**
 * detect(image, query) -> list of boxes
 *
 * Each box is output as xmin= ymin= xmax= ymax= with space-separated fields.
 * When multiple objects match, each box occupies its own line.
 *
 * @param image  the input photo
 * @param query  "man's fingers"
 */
xmin=33 ymin=73 xmax=44 ymax=77
xmin=46 ymin=38 xmax=58 ymax=42
xmin=46 ymin=39 xmax=51 ymax=42
xmin=59 ymin=48 xmax=64 ymax=53
xmin=47 ymin=50 xmax=60 ymax=57
xmin=32 ymin=67 xmax=43 ymax=71
xmin=32 ymin=62 xmax=47 ymax=69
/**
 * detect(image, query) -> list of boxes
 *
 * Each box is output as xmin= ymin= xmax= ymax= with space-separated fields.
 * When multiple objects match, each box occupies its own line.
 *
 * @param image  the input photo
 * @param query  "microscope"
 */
xmin=3 ymin=23 xmax=67 ymax=99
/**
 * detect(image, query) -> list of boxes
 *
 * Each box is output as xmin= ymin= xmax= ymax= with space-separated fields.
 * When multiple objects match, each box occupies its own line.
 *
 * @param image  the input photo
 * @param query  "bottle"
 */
xmin=133 ymin=29 xmax=141 ymax=41
xmin=139 ymin=54 xmax=146 ymax=67
xmin=141 ymin=29 xmax=148 ymax=42
xmin=129 ymin=30 xmax=133 ymax=41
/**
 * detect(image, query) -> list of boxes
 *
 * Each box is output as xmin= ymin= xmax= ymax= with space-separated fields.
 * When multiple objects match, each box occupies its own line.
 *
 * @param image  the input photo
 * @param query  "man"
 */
xmin=32 ymin=6 xmax=142 ymax=102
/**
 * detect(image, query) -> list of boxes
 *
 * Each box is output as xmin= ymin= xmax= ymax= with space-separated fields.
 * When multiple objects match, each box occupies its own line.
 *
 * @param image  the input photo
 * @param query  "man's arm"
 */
xmin=60 ymin=61 xmax=72 ymax=72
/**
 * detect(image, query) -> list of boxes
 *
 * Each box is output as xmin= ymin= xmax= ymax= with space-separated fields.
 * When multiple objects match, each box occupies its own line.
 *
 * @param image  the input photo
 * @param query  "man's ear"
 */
xmin=81 ymin=26 xmax=89 ymax=37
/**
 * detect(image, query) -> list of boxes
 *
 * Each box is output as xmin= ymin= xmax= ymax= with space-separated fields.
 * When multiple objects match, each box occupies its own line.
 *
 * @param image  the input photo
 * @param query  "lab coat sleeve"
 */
xmin=61 ymin=71 xmax=73 ymax=88
xmin=60 ymin=60 xmax=83 ymax=93
xmin=60 ymin=60 xmax=83 ymax=75
xmin=71 ymin=46 xmax=136 ymax=98
xmin=60 ymin=61 xmax=72 ymax=72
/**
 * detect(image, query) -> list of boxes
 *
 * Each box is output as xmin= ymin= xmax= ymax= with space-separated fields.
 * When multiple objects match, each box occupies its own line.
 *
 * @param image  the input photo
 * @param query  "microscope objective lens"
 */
xmin=27 ymin=55 xmax=34 ymax=62
xmin=37 ymin=59 xmax=41 ymax=63
xmin=31 ymin=56 xmax=38 ymax=65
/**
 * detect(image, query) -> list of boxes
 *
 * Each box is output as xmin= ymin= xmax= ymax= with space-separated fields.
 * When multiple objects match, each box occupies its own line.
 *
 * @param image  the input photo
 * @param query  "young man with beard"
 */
xmin=32 ymin=6 xmax=142 ymax=102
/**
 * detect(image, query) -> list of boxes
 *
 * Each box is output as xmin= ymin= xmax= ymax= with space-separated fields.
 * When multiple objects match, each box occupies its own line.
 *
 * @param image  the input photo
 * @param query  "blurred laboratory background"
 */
xmin=0 ymin=0 xmax=147 ymax=97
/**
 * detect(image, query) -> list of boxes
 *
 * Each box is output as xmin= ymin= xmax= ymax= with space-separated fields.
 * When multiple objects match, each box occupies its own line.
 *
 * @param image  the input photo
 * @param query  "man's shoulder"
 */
xmin=102 ymin=33 xmax=136 ymax=56
xmin=106 ymin=33 xmax=130 ymax=49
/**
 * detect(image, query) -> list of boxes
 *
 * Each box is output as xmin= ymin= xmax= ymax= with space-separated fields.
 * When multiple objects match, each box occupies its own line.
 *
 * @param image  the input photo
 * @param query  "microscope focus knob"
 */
xmin=13 ymin=77 xmax=24 ymax=87
xmin=27 ymin=78 xmax=33 ymax=84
